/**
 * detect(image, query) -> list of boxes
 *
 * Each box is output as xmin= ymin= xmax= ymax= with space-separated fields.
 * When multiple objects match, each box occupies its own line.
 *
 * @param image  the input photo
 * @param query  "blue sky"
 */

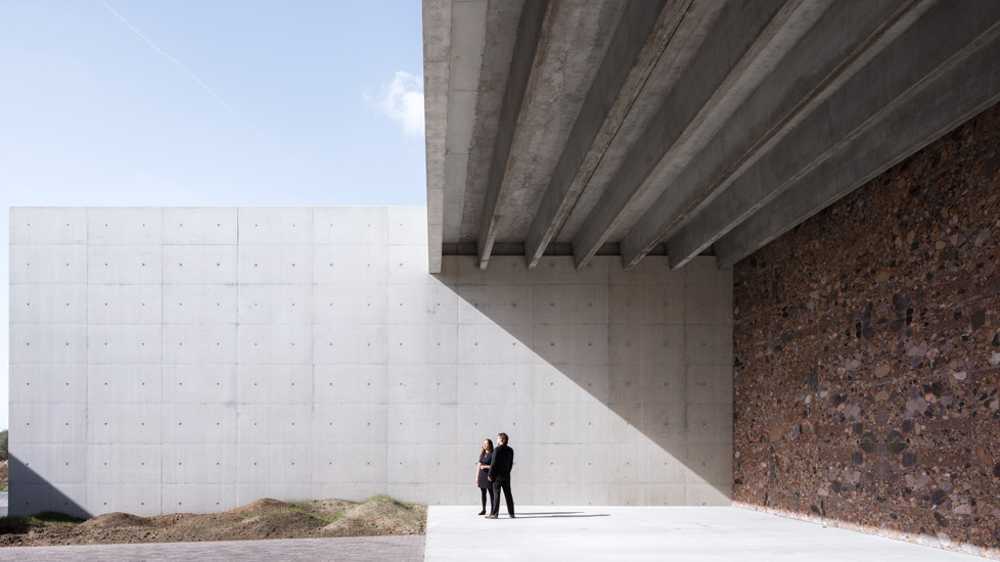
xmin=0 ymin=0 xmax=427 ymax=429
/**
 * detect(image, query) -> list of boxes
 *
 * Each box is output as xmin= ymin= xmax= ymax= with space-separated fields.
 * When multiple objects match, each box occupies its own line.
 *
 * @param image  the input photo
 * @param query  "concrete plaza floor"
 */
xmin=424 ymin=506 xmax=986 ymax=562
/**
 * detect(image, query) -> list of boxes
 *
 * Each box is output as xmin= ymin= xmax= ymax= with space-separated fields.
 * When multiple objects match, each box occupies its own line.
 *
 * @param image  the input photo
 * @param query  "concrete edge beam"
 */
xmin=422 ymin=0 xmax=454 ymax=274
xmin=664 ymin=0 xmax=1000 ymax=269
xmin=714 ymin=28 xmax=1000 ymax=268
xmin=618 ymin=0 xmax=920 ymax=270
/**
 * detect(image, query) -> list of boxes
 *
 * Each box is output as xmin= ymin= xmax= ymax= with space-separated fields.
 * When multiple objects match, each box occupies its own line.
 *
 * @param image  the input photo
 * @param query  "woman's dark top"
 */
xmin=477 ymin=451 xmax=494 ymax=488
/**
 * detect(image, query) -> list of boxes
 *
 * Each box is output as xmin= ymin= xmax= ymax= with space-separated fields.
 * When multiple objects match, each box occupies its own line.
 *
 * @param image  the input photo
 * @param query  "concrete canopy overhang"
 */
xmin=422 ymin=0 xmax=1000 ymax=273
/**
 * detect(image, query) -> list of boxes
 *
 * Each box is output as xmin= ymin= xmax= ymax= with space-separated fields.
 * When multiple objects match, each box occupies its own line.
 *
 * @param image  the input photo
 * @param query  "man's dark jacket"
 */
xmin=488 ymin=444 xmax=514 ymax=480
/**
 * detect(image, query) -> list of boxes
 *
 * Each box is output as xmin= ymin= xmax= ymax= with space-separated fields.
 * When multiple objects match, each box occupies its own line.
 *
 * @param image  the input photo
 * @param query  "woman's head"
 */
xmin=481 ymin=438 xmax=494 ymax=453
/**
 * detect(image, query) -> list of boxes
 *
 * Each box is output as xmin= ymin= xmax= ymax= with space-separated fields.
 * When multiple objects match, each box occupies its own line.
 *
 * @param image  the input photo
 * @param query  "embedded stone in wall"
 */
xmin=733 ymin=103 xmax=1000 ymax=552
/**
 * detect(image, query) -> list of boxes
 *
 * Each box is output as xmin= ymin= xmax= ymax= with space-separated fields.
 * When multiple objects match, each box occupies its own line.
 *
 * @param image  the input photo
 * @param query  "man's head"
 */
xmin=497 ymin=432 xmax=509 ymax=446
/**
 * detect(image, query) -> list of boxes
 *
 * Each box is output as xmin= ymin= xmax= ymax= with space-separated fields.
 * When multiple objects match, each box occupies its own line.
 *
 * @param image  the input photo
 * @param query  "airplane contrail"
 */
xmin=100 ymin=0 xmax=237 ymax=115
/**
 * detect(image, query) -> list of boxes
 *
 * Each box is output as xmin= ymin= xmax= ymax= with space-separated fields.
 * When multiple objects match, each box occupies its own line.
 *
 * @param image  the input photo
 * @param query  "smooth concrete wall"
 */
xmin=9 ymin=207 xmax=732 ymax=516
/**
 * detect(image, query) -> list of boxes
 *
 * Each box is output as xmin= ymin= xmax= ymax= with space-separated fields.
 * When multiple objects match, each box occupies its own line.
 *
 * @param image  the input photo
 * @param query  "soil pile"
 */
xmin=0 ymin=496 xmax=426 ymax=547
xmin=322 ymin=495 xmax=425 ymax=536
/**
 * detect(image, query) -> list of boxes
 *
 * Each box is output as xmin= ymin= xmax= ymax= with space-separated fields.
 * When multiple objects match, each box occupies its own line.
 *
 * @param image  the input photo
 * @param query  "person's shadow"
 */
xmin=511 ymin=512 xmax=611 ymax=519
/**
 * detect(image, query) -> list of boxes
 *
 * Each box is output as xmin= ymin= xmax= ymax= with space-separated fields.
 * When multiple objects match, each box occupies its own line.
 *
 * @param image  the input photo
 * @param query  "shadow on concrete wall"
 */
xmin=435 ymin=257 xmax=733 ymax=505
xmin=7 ymin=454 xmax=90 ymax=518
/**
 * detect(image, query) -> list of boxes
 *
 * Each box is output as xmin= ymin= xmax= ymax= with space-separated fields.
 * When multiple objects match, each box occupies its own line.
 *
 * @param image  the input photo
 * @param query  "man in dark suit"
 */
xmin=486 ymin=432 xmax=515 ymax=519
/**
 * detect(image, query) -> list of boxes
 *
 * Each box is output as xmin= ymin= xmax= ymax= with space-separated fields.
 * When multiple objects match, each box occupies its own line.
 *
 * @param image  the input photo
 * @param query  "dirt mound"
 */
xmin=226 ymin=509 xmax=321 ymax=538
xmin=80 ymin=512 xmax=150 ymax=529
xmin=0 ymin=495 xmax=426 ymax=547
xmin=298 ymin=498 xmax=354 ymax=515
xmin=158 ymin=508 xmax=321 ymax=542
xmin=322 ymin=496 xmax=424 ymax=536
xmin=228 ymin=497 xmax=289 ymax=515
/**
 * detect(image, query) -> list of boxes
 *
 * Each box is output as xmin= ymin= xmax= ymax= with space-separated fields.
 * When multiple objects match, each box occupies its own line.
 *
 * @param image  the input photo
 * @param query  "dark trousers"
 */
xmin=479 ymin=486 xmax=494 ymax=512
xmin=490 ymin=478 xmax=514 ymax=516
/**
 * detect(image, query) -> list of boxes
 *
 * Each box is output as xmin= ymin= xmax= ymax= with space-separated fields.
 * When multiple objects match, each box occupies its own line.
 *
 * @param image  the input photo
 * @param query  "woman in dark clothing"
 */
xmin=476 ymin=438 xmax=495 ymax=515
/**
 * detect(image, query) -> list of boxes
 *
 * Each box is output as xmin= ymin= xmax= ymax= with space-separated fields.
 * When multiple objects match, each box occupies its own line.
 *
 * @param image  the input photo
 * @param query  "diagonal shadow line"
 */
xmin=436 ymin=261 xmax=733 ymax=502
xmin=7 ymin=454 xmax=91 ymax=519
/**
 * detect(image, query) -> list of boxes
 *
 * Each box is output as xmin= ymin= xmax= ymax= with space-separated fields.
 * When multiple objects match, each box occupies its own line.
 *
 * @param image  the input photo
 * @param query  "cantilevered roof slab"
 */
xmin=423 ymin=0 xmax=1000 ymax=273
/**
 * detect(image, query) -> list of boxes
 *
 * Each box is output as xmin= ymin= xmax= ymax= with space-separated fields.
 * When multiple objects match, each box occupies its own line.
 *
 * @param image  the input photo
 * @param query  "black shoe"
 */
xmin=509 ymin=514 xmax=515 ymax=518
xmin=486 ymin=514 xmax=498 ymax=519
xmin=477 ymin=510 xmax=485 ymax=516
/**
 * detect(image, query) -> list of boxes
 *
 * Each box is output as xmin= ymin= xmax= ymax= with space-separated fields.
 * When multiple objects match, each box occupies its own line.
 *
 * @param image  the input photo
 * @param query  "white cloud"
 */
xmin=370 ymin=71 xmax=425 ymax=137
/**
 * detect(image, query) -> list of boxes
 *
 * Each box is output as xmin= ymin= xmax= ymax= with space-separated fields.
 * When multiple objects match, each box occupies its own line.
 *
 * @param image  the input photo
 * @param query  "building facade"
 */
xmin=9 ymin=206 xmax=732 ymax=516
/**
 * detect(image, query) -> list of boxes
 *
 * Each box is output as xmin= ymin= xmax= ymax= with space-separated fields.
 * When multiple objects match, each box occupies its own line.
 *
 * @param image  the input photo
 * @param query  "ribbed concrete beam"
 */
xmin=619 ymin=0 xmax=922 ymax=270
xmin=475 ymin=0 xmax=551 ymax=270
xmin=570 ymin=0 xmax=823 ymax=270
xmin=715 ymin=20 xmax=1000 ymax=268
xmin=664 ymin=0 xmax=1000 ymax=270
xmin=521 ymin=0 xmax=686 ymax=269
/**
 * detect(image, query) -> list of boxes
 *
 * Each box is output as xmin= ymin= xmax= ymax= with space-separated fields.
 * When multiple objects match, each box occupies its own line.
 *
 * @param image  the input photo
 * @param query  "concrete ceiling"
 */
xmin=423 ymin=0 xmax=1000 ymax=273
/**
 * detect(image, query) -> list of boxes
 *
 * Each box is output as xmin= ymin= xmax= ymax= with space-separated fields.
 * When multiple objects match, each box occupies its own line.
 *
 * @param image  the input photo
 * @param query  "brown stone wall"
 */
xmin=732 ymin=103 xmax=1000 ymax=551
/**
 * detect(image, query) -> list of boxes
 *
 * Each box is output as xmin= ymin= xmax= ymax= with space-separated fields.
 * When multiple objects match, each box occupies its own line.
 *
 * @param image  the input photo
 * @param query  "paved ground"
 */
xmin=2 ymin=506 xmax=989 ymax=561
xmin=425 ymin=506 xmax=986 ymax=562
xmin=0 ymin=535 xmax=424 ymax=562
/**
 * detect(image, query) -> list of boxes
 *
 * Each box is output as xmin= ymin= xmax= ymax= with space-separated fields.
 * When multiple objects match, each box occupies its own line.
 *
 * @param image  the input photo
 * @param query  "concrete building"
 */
xmin=7 ymin=0 xmax=1000 ymax=558
xmin=420 ymin=0 xmax=1000 ymax=557
xmin=9 ymin=206 xmax=731 ymax=517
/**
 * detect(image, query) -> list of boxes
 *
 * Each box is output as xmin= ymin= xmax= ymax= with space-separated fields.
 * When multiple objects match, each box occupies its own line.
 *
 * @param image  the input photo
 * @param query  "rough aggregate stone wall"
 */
xmin=733 ymin=104 xmax=1000 ymax=551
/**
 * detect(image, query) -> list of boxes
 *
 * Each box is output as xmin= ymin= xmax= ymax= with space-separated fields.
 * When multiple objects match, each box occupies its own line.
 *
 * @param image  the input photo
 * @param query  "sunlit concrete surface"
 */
xmin=0 ymin=535 xmax=424 ymax=562
xmin=10 ymin=207 xmax=733 ymax=516
xmin=424 ymin=506 xmax=986 ymax=562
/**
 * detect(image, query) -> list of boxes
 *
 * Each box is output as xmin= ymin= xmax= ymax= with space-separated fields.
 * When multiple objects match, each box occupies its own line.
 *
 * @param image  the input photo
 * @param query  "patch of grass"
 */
xmin=286 ymin=501 xmax=344 ymax=525
xmin=367 ymin=495 xmax=413 ymax=508
xmin=32 ymin=512 xmax=84 ymax=524
xmin=0 ymin=517 xmax=32 ymax=535
xmin=0 ymin=512 xmax=84 ymax=535
xmin=286 ymin=501 xmax=317 ymax=512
